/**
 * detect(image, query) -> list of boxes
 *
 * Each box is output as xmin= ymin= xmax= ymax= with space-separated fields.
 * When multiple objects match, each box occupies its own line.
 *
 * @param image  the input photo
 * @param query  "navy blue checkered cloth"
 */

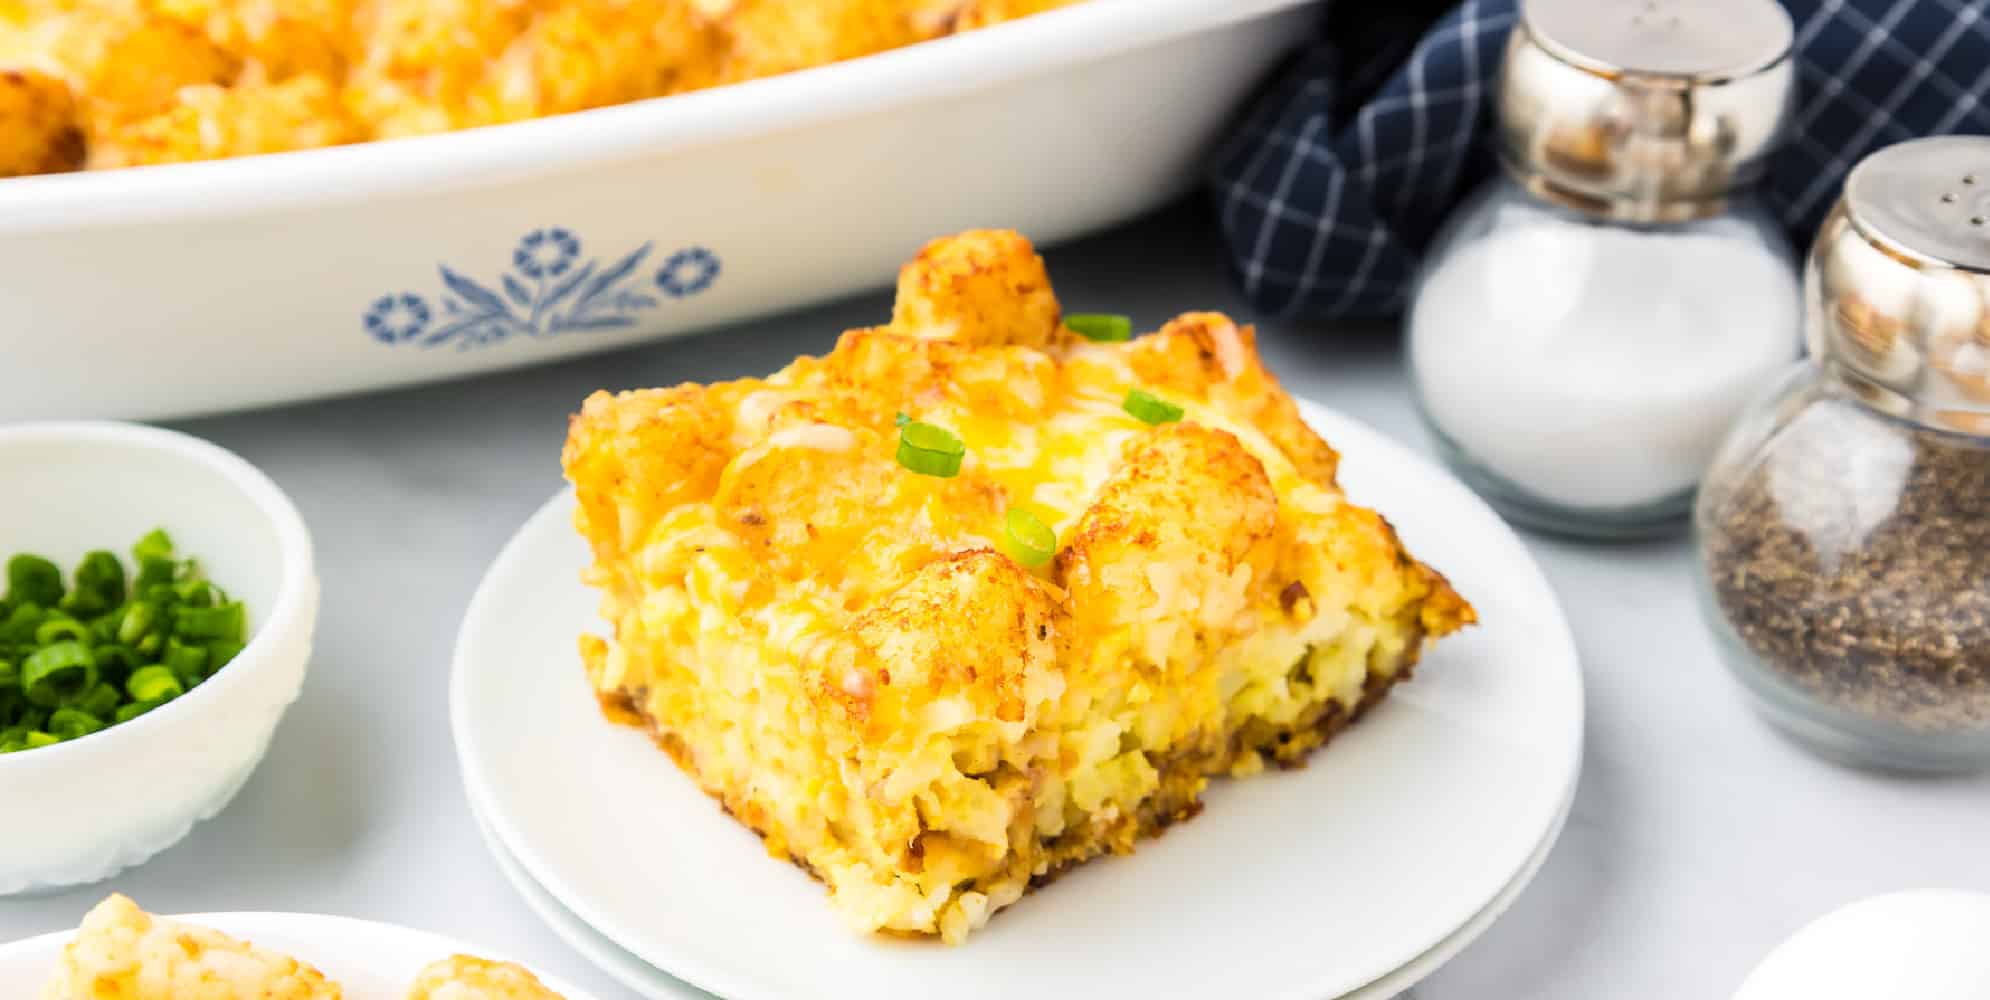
xmin=1209 ymin=0 xmax=1990 ymax=321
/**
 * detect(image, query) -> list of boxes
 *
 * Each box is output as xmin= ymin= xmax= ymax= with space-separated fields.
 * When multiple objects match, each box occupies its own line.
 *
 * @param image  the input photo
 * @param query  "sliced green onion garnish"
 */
xmin=897 ymin=444 xmax=963 ymax=478
xmin=132 ymin=528 xmax=173 ymax=564
xmin=0 ymin=602 xmax=39 ymax=645
xmin=6 ymin=554 xmax=63 ymax=608
xmin=22 ymin=641 xmax=95 ymax=708
xmin=116 ymin=600 xmax=158 ymax=645
xmin=174 ymin=578 xmax=215 ymax=608
xmin=1067 ymin=313 xmax=1133 ymax=343
xmin=900 ymin=421 xmax=963 ymax=456
xmin=62 ymin=550 xmax=125 ymax=616
xmin=896 ymin=421 xmax=966 ymax=478
xmin=33 ymin=616 xmax=90 ymax=646
xmin=135 ymin=555 xmax=175 ymax=589
xmin=894 ymin=412 xmax=910 ymax=427
xmin=46 ymin=707 xmax=102 ymax=740
xmin=164 ymin=637 xmax=208 ymax=685
xmin=126 ymin=665 xmax=184 ymax=704
xmin=0 ymin=530 xmax=241 ymax=751
xmin=114 ymin=698 xmax=166 ymax=724
xmin=172 ymin=601 xmax=244 ymax=640
xmin=93 ymin=644 xmax=140 ymax=683
xmin=74 ymin=682 xmax=120 ymax=719
xmin=206 ymin=639 xmax=245 ymax=671
xmin=1122 ymin=389 xmax=1185 ymax=425
xmin=1001 ymin=508 xmax=1057 ymax=568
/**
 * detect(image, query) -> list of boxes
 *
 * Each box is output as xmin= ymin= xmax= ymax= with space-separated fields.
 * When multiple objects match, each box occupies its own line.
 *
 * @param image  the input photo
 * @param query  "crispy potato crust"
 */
xmin=0 ymin=0 xmax=1088 ymax=172
xmin=39 ymin=894 xmax=342 ymax=1000
xmin=40 ymin=896 xmax=570 ymax=1000
xmin=406 ymin=955 xmax=566 ymax=1000
xmin=0 ymin=67 xmax=81 ymax=175
xmin=565 ymin=229 xmax=1473 ymax=943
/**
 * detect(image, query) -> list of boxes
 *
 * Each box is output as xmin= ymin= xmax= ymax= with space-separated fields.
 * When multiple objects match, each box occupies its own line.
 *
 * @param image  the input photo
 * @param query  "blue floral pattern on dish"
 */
xmin=368 ymin=229 xmax=721 ymax=350
xmin=657 ymin=247 xmax=721 ymax=298
xmin=364 ymin=293 xmax=433 ymax=344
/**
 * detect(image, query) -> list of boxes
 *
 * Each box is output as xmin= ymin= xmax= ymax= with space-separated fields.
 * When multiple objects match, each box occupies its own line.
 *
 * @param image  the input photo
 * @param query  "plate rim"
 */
xmin=0 ymin=909 xmax=599 ymax=999
xmin=452 ymin=397 xmax=1586 ymax=1000
xmin=468 ymin=753 xmax=1576 ymax=1000
xmin=469 ymin=793 xmax=714 ymax=1000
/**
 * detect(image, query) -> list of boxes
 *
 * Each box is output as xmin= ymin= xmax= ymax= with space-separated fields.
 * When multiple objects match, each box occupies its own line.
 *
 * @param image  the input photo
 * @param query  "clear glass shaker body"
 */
xmin=1694 ymin=365 xmax=1990 ymax=772
xmin=1407 ymin=176 xmax=1801 ymax=539
xmin=1693 ymin=147 xmax=1990 ymax=773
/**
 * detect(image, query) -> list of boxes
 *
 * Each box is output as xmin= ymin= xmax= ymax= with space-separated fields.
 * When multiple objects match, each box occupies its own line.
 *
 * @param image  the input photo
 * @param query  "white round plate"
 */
xmin=453 ymin=400 xmax=1585 ymax=1000
xmin=470 ymin=798 xmax=716 ymax=1000
xmin=468 ymin=762 xmax=1573 ymax=1000
xmin=0 ymin=910 xmax=597 ymax=999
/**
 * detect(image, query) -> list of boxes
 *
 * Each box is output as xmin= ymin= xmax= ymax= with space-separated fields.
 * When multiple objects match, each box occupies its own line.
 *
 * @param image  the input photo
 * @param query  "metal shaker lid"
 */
xmin=1813 ymin=136 xmax=1990 ymax=434
xmin=1499 ymin=0 xmax=1796 ymax=221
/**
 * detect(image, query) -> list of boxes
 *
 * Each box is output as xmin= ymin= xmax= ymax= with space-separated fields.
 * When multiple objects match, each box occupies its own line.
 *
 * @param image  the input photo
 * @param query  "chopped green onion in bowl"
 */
xmin=0 ymin=530 xmax=246 ymax=754
xmin=33 ymin=617 xmax=90 ymax=645
xmin=113 ymin=698 xmax=167 ymax=724
xmin=1123 ymin=389 xmax=1186 ymax=426
xmin=126 ymin=665 xmax=184 ymax=703
xmin=1066 ymin=313 xmax=1133 ymax=343
xmin=46 ymin=707 xmax=103 ymax=740
xmin=74 ymin=682 xmax=120 ymax=719
xmin=21 ymin=641 xmax=95 ymax=708
xmin=6 ymin=555 xmax=62 ymax=609
xmin=896 ymin=420 xmax=966 ymax=478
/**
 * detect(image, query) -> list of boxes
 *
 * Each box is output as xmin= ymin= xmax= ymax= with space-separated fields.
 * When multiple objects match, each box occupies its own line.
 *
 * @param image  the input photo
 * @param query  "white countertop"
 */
xmin=3 ymin=205 xmax=1986 ymax=999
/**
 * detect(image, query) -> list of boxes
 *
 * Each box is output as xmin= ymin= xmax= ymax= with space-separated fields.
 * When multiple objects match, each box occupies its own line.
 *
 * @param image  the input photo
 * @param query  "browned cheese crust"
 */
xmin=564 ymin=229 xmax=1472 ymax=942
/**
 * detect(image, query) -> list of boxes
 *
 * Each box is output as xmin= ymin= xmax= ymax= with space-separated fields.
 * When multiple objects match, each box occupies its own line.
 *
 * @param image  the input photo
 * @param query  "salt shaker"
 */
xmin=1696 ymin=136 xmax=1990 ymax=774
xmin=1408 ymin=0 xmax=1802 ymax=538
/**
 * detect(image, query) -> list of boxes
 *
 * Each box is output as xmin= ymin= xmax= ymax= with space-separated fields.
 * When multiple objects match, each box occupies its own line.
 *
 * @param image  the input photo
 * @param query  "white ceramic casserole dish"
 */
xmin=0 ymin=0 xmax=1317 ymax=422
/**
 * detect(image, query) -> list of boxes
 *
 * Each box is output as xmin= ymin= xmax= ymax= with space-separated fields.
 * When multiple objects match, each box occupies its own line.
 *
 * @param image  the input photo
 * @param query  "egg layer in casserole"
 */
xmin=562 ymin=230 xmax=1473 ymax=943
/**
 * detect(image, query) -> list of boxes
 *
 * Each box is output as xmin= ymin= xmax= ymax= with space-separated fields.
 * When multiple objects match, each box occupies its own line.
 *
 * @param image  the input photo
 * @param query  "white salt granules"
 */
xmin=1409 ymin=215 xmax=1801 ymax=511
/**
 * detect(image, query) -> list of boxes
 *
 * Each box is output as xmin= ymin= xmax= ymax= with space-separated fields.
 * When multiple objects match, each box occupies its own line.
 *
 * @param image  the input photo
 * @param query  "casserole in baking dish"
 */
xmin=0 ymin=1 xmax=1086 ymax=174
xmin=0 ymin=0 xmax=1318 ymax=421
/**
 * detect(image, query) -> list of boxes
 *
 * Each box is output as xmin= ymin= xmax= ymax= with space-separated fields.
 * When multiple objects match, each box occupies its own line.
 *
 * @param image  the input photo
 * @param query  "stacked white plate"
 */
xmin=451 ymin=401 xmax=1585 ymax=1000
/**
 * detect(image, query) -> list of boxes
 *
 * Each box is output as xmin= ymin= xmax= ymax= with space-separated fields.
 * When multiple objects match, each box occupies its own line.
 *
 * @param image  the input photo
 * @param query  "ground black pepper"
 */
xmin=1700 ymin=397 xmax=1990 ymax=733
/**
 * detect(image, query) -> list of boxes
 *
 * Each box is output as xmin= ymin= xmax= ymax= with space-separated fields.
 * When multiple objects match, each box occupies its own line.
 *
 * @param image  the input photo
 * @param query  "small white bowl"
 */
xmin=0 ymin=422 xmax=317 ymax=894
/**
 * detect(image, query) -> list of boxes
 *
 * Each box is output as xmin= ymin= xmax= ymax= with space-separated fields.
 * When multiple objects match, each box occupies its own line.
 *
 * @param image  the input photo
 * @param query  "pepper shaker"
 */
xmin=1696 ymin=136 xmax=1990 ymax=773
xmin=1408 ymin=0 xmax=1802 ymax=538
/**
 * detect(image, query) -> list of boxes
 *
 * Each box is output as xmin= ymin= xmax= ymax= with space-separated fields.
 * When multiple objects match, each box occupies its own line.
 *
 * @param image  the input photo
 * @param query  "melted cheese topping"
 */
xmin=0 ymin=0 xmax=1086 ymax=175
xmin=564 ymin=230 xmax=1473 ymax=942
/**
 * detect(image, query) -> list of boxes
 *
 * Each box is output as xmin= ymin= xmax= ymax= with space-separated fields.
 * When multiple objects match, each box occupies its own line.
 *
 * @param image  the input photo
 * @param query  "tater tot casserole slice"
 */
xmin=562 ymin=230 xmax=1474 ymax=944
xmin=39 ymin=895 xmax=572 ymax=1000
xmin=39 ymin=895 xmax=343 ymax=1000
